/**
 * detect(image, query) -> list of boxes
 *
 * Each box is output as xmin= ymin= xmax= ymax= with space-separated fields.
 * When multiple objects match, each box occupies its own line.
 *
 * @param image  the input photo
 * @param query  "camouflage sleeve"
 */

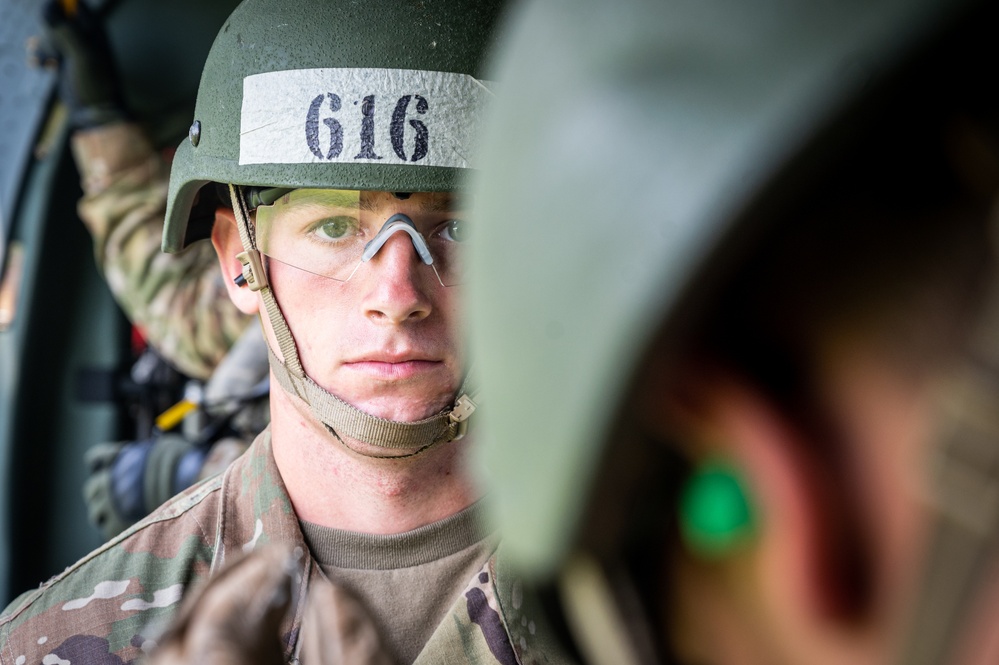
xmin=70 ymin=122 xmax=250 ymax=380
xmin=0 ymin=477 xmax=223 ymax=665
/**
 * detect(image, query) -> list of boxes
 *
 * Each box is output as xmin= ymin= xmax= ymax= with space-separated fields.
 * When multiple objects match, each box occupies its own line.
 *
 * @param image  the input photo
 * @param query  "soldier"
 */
xmin=470 ymin=0 xmax=999 ymax=664
xmin=34 ymin=0 xmax=258 ymax=541
xmin=35 ymin=0 xmax=250 ymax=382
xmin=0 ymin=1 xmax=568 ymax=663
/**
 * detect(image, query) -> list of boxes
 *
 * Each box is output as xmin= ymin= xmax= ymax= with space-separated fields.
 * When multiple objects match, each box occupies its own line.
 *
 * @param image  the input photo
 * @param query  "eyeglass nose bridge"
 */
xmin=361 ymin=214 xmax=435 ymax=265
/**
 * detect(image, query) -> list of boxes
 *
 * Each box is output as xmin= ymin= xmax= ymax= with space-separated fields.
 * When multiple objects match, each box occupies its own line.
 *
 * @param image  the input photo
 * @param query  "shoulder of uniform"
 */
xmin=0 ymin=472 xmax=225 ymax=630
xmin=490 ymin=547 xmax=579 ymax=665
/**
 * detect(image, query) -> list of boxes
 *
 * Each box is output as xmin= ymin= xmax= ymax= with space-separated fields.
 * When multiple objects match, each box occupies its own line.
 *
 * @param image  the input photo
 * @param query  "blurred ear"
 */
xmin=659 ymin=373 xmax=872 ymax=661
xmin=702 ymin=381 xmax=832 ymax=621
xmin=212 ymin=207 xmax=260 ymax=316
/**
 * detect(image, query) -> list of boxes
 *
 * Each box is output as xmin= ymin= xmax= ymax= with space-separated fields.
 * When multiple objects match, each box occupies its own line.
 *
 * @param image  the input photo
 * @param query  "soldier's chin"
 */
xmin=350 ymin=393 xmax=452 ymax=423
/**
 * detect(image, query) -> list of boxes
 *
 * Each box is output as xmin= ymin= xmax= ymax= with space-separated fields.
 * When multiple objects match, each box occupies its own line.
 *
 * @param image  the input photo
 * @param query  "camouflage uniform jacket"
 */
xmin=0 ymin=430 xmax=568 ymax=665
xmin=71 ymin=122 xmax=250 ymax=380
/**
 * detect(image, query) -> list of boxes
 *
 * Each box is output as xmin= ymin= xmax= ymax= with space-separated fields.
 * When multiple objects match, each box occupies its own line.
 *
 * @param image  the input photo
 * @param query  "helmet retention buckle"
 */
xmin=236 ymin=249 xmax=268 ymax=291
xmin=448 ymin=392 xmax=478 ymax=441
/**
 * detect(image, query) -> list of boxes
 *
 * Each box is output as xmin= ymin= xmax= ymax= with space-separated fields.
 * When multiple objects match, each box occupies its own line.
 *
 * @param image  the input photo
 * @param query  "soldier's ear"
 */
xmin=212 ymin=207 xmax=260 ymax=316
xmin=672 ymin=377 xmax=873 ymax=637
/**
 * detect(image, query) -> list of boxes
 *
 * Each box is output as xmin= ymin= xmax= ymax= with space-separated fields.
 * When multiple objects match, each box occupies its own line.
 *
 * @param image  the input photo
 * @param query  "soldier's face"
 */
xmin=259 ymin=190 xmax=465 ymax=423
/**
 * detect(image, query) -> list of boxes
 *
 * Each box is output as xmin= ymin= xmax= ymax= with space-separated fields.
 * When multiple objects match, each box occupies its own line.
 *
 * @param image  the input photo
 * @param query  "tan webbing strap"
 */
xmin=898 ymin=371 xmax=999 ymax=665
xmin=897 ymin=224 xmax=999 ymax=665
xmin=260 ymin=289 xmax=304 ymax=378
xmin=228 ymin=184 xmax=305 ymax=379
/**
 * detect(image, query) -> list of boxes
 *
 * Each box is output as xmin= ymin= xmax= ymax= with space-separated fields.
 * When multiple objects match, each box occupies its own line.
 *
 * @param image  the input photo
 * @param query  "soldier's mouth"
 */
xmin=342 ymin=359 xmax=444 ymax=380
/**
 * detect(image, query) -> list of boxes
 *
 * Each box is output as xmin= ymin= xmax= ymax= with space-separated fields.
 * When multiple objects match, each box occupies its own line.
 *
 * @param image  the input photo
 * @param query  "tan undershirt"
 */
xmin=300 ymin=502 xmax=496 ymax=665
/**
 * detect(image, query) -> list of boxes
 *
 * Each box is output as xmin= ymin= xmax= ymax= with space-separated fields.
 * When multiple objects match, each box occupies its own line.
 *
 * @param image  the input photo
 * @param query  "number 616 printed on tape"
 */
xmin=240 ymin=68 xmax=490 ymax=169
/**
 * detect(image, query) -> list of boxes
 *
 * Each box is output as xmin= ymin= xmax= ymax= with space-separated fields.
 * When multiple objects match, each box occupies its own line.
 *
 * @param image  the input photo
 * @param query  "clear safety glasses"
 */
xmin=253 ymin=188 xmax=466 ymax=287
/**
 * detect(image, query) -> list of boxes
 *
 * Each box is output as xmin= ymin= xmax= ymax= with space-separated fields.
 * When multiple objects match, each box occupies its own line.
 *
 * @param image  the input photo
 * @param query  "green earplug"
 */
xmin=679 ymin=460 xmax=756 ymax=559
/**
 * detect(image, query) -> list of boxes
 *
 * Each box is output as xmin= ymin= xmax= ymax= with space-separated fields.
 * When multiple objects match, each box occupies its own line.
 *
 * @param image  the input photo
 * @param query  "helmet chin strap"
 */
xmin=897 ymin=213 xmax=999 ymax=665
xmin=227 ymin=184 xmax=478 ymax=457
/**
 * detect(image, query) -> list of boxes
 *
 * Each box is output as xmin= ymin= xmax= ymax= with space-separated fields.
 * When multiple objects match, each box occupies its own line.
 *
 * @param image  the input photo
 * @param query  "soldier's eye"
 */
xmin=312 ymin=216 xmax=359 ymax=241
xmin=435 ymin=219 xmax=468 ymax=243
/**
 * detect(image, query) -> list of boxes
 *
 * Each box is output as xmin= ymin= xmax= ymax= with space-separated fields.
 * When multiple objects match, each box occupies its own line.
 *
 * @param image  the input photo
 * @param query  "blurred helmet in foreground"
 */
xmin=469 ymin=0 xmax=999 ymax=662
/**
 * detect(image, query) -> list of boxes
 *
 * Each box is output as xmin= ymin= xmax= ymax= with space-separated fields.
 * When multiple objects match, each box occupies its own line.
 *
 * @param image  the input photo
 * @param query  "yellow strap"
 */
xmin=155 ymin=399 xmax=198 ymax=431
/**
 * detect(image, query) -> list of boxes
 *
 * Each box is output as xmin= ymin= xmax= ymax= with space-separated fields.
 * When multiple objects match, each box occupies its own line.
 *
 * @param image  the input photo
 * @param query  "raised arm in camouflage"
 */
xmin=34 ymin=0 xmax=250 ymax=381
xmin=72 ymin=122 xmax=249 ymax=381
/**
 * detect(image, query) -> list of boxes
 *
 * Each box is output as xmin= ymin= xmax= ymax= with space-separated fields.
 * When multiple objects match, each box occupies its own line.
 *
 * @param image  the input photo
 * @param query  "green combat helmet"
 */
xmin=164 ymin=0 xmax=500 ymax=453
xmin=469 ymin=0 xmax=998 ymax=663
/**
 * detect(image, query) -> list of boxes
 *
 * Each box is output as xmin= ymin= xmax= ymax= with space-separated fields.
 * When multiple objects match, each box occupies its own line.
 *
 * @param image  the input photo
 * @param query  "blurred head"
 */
xmin=163 ymin=0 xmax=501 ymax=453
xmin=470 ymin=0 xmax=999 ymax=662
